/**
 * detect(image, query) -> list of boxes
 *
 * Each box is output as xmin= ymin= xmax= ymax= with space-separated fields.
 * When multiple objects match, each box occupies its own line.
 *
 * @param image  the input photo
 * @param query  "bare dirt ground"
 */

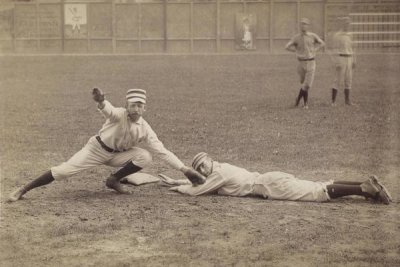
xmin=0 ymin=54 xmax=399 ymax=267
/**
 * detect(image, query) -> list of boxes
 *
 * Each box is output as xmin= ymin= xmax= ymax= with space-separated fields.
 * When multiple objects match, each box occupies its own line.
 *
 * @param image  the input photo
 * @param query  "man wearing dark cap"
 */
xmin=286 ymin=18 xmax=325 ymax=109
xmin=8 ymin=88 xmax=205 ymax=202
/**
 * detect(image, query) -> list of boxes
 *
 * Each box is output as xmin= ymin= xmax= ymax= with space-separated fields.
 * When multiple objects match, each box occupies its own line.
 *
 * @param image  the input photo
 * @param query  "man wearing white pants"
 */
xmin=162 ymin=152 xmax=392 ymax=204
xmin=8 ymin=88 xmax=205 ymax=202
xmin=331 ymin=16 xmax=355 ymax=106
xmin=285 ymin=18 xmax=325 ymax=109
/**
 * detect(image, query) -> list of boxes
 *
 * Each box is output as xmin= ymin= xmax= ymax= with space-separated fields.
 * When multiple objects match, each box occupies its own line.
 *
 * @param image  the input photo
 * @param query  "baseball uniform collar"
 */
xmin=129 ymin=116 xmax=144 ymax=125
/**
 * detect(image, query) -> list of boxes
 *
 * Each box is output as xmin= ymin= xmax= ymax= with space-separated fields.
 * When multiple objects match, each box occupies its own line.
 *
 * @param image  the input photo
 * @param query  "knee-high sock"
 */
xmin=295 ymin=89 xmax=304 ymax=106
xmin=344 ymin=88 xmax=351 ymax=104
xmin=327 ymin=184 xmax=370 ymax=199
xmin=112 ymin=161 xmax=142 ymax=180
xmin=334 ymin=180 xmax=362 ymax=186
xmin=332 ymin=88 xmax=338 ymax=103
xmin=21 ymin=170 xmax=55 ymax=194
xmin=303 ymin=90 xmax=309 ymax=105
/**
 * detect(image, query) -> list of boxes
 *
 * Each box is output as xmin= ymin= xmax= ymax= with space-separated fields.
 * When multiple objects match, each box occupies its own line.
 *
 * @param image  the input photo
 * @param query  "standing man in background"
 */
xmin=330 ymin=16 xmax=355 ymax=106
xmin=286 ymin=18 xmax=325 ymax=109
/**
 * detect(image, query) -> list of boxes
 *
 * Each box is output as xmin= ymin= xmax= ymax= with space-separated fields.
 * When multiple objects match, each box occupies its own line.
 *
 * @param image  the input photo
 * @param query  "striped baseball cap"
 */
xmin=192 ymin=152 xmax=209 ymax=170
xmin=126 ymin=89 xmax=146 ymax=103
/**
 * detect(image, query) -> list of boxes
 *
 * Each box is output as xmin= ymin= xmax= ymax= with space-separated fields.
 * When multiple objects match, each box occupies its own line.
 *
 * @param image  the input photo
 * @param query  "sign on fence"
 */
xmin=64 ymin=4 xmax=87 ymax=38
xmin=235 ymin=13 xmax=257 ymax=50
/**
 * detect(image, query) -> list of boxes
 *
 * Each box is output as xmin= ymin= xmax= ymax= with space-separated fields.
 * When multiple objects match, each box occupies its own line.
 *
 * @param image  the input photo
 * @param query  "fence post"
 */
xmin=217 ymin=0 xmax=220 ymax=53
xmin=269 ymin=0 xmax=273 ymax=53
xmin=61 ymin=0 xmax=65 ymax=53
xmin=112 ymin=1 xmax=116 ymax=54
xmin=163 ymin=0 xmax=167 ymax=53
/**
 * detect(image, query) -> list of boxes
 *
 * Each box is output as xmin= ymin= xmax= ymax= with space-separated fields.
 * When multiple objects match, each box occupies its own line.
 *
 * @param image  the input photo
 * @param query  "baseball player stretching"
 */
xmin=160 ymin=152 xmax=392 ymax=205
xmin=286 ymin=18 xmax=325 ymax=109
xmin=331 ymin=17 xmax=355 ymax=106
xmin=8 ymin=88 xmax=205 ymax=202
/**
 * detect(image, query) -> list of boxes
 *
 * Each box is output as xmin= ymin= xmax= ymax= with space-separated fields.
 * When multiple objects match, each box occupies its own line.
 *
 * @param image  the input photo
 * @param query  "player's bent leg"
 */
xmin=106 ymin=161 xmax=142 ymax=194
xmin=8 ymin=170 xmax=55 ymax=202
xmin=106 ymin=148 xmax=152 ymax=194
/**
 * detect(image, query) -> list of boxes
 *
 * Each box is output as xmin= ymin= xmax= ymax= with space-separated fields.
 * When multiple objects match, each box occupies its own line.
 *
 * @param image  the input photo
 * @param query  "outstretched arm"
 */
xmin=92 ymin=87 xmax=105 ymax=109
xmin=169 ymin=172 xmax=225 ymax=196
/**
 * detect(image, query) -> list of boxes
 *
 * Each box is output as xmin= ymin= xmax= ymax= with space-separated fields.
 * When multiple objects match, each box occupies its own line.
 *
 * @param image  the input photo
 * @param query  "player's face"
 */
xmin=300 ymin=22 xmax=309 ymax=32
xmin=126 ymin=101 xmax=145 ymax=122
xmin=197 ymin=157 xmax=213 ymax=177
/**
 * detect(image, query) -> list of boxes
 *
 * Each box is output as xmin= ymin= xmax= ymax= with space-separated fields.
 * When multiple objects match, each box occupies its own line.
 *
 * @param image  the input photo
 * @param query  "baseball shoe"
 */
xmin=369 ymin=175 xmax=392 ymax=205
xmin=303 ymin=105 xmax=309 ymax=109
xmin=331 ymin=102 xmax=336 ymax=107
xmin=106 ymin=175 xmax=131 ymax=194
xmin=7 ymin=187 xmax=25 ymax=202
xmin=360 ymin=179 xmax=380 ymax=201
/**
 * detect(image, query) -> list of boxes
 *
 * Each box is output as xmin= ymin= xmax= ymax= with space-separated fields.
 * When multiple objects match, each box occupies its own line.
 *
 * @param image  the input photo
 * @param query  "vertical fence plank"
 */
xmin=270 ymin=0 xmax=273 ymax=53
xmin=217 ymin=0 xmax=220 ymax=53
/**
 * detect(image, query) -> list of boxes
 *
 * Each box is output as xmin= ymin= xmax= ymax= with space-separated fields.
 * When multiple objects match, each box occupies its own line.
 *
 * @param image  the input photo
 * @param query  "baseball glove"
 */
xmin=183 ymin=168 xmax=206 ymax=186
xmin=92 ymin=87 xmax=105 ymax=103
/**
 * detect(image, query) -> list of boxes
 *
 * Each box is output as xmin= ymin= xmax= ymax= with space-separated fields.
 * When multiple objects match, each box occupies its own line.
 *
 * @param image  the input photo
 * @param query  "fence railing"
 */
xmin=0 ymin=0 xmax=399 ymax=54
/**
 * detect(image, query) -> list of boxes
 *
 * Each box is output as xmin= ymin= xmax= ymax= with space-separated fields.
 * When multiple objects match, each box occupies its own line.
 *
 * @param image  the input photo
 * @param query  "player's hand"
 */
xmin=169 ymin=186 xmax=180 ymax=192
xmin=181 ymin=166 xmax=206 ymax=186
xmin=159 ymin=174 xmax=177 ymax=186
xmin=92 ymin=87 xmax=105 ymax=103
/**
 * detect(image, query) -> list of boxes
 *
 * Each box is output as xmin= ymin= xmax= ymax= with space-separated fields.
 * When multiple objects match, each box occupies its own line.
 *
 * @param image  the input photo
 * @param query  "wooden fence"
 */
xmin=0 ymin=0 xmax=399 ymax=54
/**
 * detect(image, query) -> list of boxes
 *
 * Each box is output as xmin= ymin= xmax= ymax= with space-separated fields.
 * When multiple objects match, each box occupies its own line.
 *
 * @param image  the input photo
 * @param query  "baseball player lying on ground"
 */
xmin=8 ymin=88 xmax=205 ymax=202
xmin=159 ymin=152 xmax=392 ymax=204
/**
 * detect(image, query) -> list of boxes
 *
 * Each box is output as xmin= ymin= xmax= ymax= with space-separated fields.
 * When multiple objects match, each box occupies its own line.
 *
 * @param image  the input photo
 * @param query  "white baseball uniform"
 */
xmin=174 ymin=162 xmax=332 ymax=202
xmin=51 ymin=100 xmax=184 ymax=179
xmin=286 ymin=32 xmax=325 ymax=89
xmin=332 ymin=30 xmax=354 ymax=90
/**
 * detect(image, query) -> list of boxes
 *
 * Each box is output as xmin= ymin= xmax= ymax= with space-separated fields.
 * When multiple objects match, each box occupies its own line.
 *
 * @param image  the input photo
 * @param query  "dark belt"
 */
xmin=298 ymin=57 xmax=315 ymax=61
xmin=339 ymin=54 xmax=352 ymax=57
xmin=96 ymin=136 xmax=121 ymax=153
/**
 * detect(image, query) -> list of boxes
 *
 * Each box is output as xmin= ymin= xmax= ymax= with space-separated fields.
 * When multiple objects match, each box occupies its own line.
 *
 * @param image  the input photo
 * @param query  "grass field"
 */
xmin=0 ymin=54 xmax=399 ymax=267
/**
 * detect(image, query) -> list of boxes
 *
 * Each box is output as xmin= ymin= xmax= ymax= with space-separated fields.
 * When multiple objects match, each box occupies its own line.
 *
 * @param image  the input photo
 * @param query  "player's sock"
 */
xmin=303 ymin=90 xmax=308 ymax=106
xmin=295 ymin=89 xmax=304 ymax=106
xmin=112 ymin=161 xmax=142 ymax=181
xmin=21 ymin=170 xmax=55 ymax=195
xmin=334 ymin=180 xmax=362 ymax=185
xmin=344 ymin=88 xmax=351 ymax=105
xmin=332 ymin=88 xmax=338 ymax=103
xmin=326 ymin=184 xmax=372 ymax=199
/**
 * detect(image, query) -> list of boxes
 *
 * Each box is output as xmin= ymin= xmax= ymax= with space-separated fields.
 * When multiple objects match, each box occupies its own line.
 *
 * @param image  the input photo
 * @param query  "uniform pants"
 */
xmin=51 ymin=136 xmax=152 ymax=180
xmin=297 ymin=60 xmax=316 ymax=90
xmin=252 ymin=171 xmax=333 ymax=202
xmin=333 ymin=56 xmax=353 ymax=90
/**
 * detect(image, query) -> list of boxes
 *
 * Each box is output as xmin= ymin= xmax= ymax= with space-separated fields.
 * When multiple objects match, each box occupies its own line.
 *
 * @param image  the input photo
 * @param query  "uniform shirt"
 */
xmin=286 ymin=32 xmax=325 ymax=60
xmin=175 ymin=162 xmax=260 ymax=196
xmin=98 ymin=100 xmax=184 ymax=170
xmin=333 ymin=31 xmax=353 ymax=55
